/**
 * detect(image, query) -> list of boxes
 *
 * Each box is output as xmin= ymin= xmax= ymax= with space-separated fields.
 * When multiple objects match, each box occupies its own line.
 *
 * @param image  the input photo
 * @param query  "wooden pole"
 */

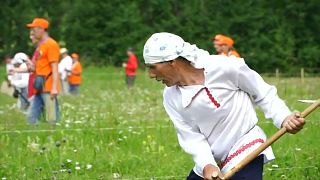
xmin=301 ymin=68 xmax=304 ymax=83
xmin=275 ymin=68 xmax=280 ymax=84
xmin=275 ymin=68 xmax=279 ymax=79
xmin=223 ymin=99 xmax=320 ymax=179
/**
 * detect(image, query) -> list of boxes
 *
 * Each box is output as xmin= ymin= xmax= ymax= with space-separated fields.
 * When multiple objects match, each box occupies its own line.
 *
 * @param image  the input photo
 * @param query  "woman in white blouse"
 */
xmin=143 ymin=32 xmax=305 ymax=180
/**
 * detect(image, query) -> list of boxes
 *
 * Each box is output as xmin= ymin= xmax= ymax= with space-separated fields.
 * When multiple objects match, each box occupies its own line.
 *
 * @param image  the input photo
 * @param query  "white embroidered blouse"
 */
xmin=163 ymin=55 xmax=291 ymax=177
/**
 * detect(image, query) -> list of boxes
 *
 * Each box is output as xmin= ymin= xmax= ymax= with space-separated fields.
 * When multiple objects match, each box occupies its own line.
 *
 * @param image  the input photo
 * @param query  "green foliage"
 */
xmin=0 ymin=0 xmax=319 ymax=73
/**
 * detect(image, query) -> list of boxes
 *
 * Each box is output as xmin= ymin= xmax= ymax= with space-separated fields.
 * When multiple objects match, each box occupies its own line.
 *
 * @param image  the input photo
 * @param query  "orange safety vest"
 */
xmin=68 ymin=61 xmax=82 ymax=85
xmin=228 ymin=50 xmax=241 ymax=58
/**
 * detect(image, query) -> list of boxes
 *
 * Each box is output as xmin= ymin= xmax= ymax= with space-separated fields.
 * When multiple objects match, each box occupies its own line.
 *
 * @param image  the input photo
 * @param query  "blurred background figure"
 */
xmin=212 ymin=34 xmax=241 ymax=58
xmin=5 ymin=55 xmax=14 ymax=79
xmin=122 ymin=48 xmax=138 ymax=89
xmin=1 ymin=55 xmax=14 ymax=96
xmin=59 ymin=48 xmax=73 ymax=95
xmin=67 ymin=53 xmax=82 ymax=95
xmin=26 ymin=17 xmax=60 ymax=125
xmin=10 ymin=53 xmax=30 ymax=111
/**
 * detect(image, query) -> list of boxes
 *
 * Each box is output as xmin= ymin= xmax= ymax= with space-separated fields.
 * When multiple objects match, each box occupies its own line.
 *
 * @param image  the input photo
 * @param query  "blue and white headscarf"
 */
xmin=143 ymin=32 xmax=210 ymax=69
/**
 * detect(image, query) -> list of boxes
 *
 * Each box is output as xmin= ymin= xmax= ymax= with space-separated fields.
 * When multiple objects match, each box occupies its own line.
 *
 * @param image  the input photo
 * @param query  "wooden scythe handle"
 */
xmin=223 ymin=99 xmax=320 ymax=179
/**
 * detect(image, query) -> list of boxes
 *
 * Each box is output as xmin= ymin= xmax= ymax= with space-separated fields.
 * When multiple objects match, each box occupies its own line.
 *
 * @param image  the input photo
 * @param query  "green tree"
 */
xmin=0 ymin=0 xmax=319 ymax=74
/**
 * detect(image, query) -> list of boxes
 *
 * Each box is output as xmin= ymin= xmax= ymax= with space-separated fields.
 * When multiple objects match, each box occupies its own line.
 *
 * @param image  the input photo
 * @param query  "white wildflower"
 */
xmin=113 ymin=173 xmax=120 ymax=178
xmin=86 ymin=164 xmax=93 ymax=169
xmin=28 ymin=142 xmax=40 ymax=152
xmin=281 ymin=174 xmax=287 ymax=178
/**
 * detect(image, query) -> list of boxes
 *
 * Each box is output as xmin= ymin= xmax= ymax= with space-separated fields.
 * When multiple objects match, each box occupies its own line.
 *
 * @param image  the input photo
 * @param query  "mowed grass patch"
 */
xmin=0 ymin=66 xmax=319 ymax=179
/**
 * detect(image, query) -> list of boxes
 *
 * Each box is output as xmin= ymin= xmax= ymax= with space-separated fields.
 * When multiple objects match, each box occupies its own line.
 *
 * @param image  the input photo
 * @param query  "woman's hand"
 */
xmin=282 ymin=112 xmax=305 ymax=134
xmin=203 ymin=164 xmax=224 ymax=180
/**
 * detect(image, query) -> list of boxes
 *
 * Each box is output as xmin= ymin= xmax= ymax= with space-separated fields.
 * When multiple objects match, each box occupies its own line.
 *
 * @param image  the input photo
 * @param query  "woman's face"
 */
xmin=146 ymin=60 xmax=180 ymax=87
xmin=214 ymin=42 xmax=223 ymax=54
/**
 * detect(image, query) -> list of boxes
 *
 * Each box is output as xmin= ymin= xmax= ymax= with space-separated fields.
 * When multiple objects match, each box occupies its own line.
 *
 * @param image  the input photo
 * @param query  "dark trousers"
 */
xmin=187 ymin=155 xmax=264 ymax=180
xmin=69 ymin=84 xmax=80 ymax=95
xmin=126 ymin=75 xmax=136 ymax=88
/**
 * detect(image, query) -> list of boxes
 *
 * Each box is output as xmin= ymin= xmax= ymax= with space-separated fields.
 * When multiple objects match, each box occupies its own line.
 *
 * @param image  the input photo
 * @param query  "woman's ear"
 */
xmin=170 ymin=59 xmax=177 ymax=68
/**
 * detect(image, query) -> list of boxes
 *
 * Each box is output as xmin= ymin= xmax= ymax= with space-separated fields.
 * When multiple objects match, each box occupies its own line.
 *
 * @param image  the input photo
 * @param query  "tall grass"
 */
xmin=0 ymin=67 xmax=319 ymax=179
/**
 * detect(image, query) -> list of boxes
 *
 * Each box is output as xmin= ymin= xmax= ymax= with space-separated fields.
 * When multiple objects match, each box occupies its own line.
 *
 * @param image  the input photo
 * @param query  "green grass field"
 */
xmin=0 ymin=67 xmax=319 ymax=179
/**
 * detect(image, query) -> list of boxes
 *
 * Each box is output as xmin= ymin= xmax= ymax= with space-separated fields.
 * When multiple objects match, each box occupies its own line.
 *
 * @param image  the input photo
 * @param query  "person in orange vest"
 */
xmin=67 ymin=53 xmax=82 ymax=95
xmin=26 ymin=17 xmax=61 ymax=124
xmin=212 ymin=34 xmax=241 ymax=58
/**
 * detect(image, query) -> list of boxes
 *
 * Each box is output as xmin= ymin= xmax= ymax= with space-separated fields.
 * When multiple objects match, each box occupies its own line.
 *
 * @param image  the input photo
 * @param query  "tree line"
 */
xmin=1 ymin=0 xmax=319 ymax=73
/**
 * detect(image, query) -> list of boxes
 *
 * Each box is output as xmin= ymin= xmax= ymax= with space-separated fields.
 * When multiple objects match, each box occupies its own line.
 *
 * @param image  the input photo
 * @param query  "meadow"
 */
xmin=0 ymin=67 xmax=319 ymax=179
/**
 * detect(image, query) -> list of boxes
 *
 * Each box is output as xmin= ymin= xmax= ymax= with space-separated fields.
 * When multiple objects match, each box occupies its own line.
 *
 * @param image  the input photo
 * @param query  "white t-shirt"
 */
xmin=10 ymin=63 xmax=29 ymax=88
xmin=163 ymin=55 xmax=291 ymax=177
xmin=6 ymin=63 xmax=14 ymax=74
xmin=6 ymin=63 xmax=14 ymax=81
xmin=58 ymin=55 xmax=73 ymax=80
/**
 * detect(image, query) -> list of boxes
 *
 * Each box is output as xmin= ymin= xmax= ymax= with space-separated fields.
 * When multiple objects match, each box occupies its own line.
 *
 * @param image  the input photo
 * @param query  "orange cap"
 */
xmin=26 ymin=18 xmax=49 ymax=29
xmin=213 ymin=34 xmax=223 ymax=40
xmin=213 ymin=34 xmax=235 ymax=46
xmin=212 ymin=34 xmax=223 ymax=43
xmin=222 ymin=36 xmax=234 ymax=46
xmin=71 ymin=53 xmax=79 ymax=59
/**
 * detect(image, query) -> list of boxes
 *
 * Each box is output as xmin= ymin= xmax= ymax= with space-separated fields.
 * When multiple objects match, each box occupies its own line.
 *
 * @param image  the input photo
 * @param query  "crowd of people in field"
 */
xmin=2 ymin=48 xmax=83 ymax=118
xmin=2 ymin=17 xmax=241 ymax=125
xmin=1 ymin=18 xmax=142 ymax=125
xmin=1 ymin=18 xmax=84 ymax=124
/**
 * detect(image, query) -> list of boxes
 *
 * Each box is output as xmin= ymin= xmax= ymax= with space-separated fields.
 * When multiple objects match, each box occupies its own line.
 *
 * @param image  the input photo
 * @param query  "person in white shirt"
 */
xmin=5 ymin=55 xmax=14 ymax=79
xmin=58 ymin=48 xmax=73 ymax=95
xmin=11 ymin=53 xmax=30 ymax=111
xmin=1 ymin=55 xmax=14 ymax=96
xmin=143 ymin=32 xmax=305 ymax=180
